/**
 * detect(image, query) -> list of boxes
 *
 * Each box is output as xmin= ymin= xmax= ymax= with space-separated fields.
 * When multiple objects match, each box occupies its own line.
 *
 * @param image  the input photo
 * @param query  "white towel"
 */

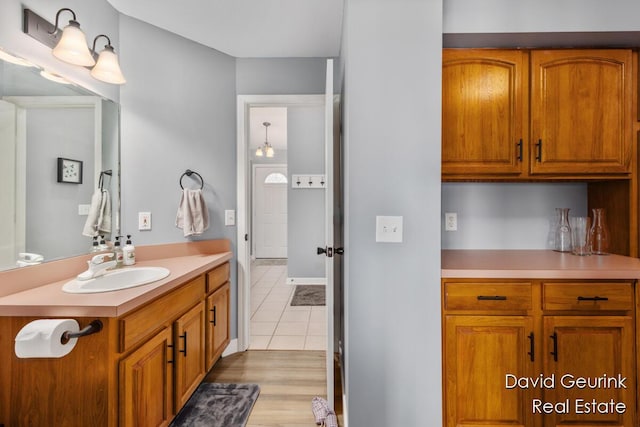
xmin=175 ymin=188 xmax=209 ymax=237
xmin=82 ymin=189 xmax=112 ymax=237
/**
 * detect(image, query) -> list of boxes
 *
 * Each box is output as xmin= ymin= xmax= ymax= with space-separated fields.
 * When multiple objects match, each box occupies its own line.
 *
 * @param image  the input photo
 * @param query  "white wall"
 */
xmin=342 ymin=0 xmax=442 ymax=425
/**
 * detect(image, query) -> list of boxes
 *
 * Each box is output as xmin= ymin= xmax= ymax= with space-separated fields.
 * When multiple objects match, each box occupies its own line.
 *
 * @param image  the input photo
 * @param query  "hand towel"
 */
xmin=175 ymin=188 xmax=209 ymax=237
xmin=82 ymin=189 xmax=111 ymax=236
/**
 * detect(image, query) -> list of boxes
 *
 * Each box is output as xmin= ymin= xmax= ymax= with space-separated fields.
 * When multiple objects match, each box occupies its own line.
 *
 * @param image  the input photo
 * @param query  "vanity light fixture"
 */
xmin=50 ymin=8 xmax=96 ymax=67
xmin=255 ymin=122 xmax=275 ymax=158
xmin=90 ymin=35 xmax=126 ymax=85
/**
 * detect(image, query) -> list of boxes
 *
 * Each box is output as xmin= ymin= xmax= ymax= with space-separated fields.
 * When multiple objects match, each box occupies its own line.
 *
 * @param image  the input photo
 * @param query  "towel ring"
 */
xmin=180 ymin=169 xmax=204 ymax=190
xmin=98 ymin=170 xmax=112 ymax=190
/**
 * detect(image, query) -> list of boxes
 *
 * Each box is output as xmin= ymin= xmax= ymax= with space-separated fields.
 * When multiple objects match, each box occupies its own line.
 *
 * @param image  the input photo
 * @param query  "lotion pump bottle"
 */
xmin=113 ymin=236 xmax=124 ymax=267
xmin=90 ymin=236 xmax=101 ymax=253
xmin=123 ymin=234 xmax=136 ymax=266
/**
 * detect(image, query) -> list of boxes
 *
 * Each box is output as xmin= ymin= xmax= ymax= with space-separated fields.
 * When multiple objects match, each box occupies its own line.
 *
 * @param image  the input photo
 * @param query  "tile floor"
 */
xmin=250 ymin=260 xmax=327 ymax=350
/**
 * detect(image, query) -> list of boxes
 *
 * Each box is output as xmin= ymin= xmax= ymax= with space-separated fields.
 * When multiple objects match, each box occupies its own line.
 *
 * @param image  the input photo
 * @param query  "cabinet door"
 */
xmin=442 ymin=49 xmax=527 ymax=177
xmin=444 ymin=315 xmax=537 ymax=427
xmin=542 ymin=316 xmax=635 ymax=427
xmin=174 ymin=301 xmax=206 ymax=409
xmin=530 ymin=49 xmax=632 ymax=175
xmin=206 ymin=282 xmax=230 ymax=370
xmin=120 ymin=327 xmax=173 ymax=427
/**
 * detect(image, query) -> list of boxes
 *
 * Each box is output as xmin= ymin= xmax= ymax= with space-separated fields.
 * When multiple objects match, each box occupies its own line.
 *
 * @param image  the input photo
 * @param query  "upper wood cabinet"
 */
xmin=442 ymin=49 xmax=528 ymax=177
xmin=442 ymin=48 xmax=634 ymax=180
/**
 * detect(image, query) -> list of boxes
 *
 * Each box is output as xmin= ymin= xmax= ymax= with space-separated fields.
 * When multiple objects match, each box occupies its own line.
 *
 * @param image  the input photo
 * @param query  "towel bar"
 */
xmin=179 ymin=169 xmax=204 ymax=190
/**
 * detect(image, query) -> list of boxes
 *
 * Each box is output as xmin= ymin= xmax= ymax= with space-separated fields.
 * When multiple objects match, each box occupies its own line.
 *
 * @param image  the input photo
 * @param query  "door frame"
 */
xmin=251 ymin=163 xmax=288 ymax=259
xmin=236 ymin=94 xmax=326 ymax=352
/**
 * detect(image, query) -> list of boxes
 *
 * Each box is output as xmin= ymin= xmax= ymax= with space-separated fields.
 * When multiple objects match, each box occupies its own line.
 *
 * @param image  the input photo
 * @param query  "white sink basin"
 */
xmin=62 ymin=267 xmax=170 ymax=294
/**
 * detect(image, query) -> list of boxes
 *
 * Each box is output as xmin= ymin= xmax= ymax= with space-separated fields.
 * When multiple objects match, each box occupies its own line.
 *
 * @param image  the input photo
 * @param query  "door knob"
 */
xmin=317 ymin=247 xmax=333 ymax=257
xmin=317 ymin=247 xmax=326 ymax=255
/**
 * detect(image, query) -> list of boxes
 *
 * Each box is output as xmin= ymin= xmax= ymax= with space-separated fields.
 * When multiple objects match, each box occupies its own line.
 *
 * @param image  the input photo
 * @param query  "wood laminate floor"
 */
xmin=205 ymin=350 xmax=328 ymax=427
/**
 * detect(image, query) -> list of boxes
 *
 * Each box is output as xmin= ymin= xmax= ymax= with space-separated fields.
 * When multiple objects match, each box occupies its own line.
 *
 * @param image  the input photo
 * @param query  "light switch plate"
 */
xmin=138 ymin=212 xmax=151 ymax=231
xmin=225 ymin=209 xmax=236 ymax=226
xmin=375 ymin=215 xmax=403 ymax=243
xmin=78 ymin=204 xmax=90 ymax=216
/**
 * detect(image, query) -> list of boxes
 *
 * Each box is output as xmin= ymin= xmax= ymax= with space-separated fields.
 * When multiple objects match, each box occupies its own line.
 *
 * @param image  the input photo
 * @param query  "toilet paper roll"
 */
xmin=14 ymin=319 xmax=79 ymax=358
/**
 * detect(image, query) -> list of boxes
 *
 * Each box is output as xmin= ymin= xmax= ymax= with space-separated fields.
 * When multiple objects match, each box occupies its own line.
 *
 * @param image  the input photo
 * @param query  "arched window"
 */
xmin=264 ymin=172 xmax=288 ymax=184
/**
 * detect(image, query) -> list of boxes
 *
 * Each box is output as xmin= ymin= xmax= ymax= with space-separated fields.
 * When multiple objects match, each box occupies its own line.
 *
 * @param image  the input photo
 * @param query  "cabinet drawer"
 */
xmin=206 ymin=262 xmax=230 ymax=294
xmin=119 ymin=275 xmax=206 ymax=352
xmin=444 ymin=282 xmax=532 ymax=311
xmin=542 ymin=282 xmax=634 ymax=311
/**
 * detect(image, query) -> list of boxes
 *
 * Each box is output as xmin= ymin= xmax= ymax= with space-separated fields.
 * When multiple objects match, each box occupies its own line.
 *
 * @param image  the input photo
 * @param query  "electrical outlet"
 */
xmin=445 ymin=212 xmax=457 ymax=231
xmin=138 ymin=212 xmax=151 ymax=231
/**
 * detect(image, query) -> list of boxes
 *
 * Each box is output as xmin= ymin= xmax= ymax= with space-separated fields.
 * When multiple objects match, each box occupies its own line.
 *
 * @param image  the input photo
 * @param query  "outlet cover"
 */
xmin=225 ymin=209 xmax=236 ymax=226
xmin=138 ymin=212 xmax=151 ymax=231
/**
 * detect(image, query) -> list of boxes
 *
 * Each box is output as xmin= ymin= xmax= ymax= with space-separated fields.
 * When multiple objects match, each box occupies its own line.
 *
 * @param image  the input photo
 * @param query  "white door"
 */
xmin=0 ymin=101 xmax=17 ymax=268
xmin=322 ymin=59 xmax=336 ymax=408
xmin=253 ymin=164 xmax=288 ymax=259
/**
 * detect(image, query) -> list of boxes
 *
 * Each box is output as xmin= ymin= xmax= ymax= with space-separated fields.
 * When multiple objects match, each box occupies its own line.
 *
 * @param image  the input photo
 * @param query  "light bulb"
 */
xmin=255 ymin=147 xmax=264 ymax=157
xmin=266 ymin=146 xmax=275 ymax=158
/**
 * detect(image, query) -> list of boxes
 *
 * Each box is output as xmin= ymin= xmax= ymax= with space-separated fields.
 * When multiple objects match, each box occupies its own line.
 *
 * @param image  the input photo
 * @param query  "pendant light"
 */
xmin=90 ymin=35 xmax=126 ymax=85
xmin=50 ymin=8 xmax=95 ymax=67
xmin=255 ymin=122 xmax=275 ymax=158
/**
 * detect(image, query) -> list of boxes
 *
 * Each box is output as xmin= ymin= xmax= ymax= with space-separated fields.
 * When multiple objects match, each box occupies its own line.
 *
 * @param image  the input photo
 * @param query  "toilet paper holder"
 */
xmin=60 ymin=319 xmax=103 ymax=344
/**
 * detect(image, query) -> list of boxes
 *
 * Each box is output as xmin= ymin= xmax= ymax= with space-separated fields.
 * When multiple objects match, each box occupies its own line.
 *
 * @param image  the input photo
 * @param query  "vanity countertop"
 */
xmin=442 ymin=249 xmax=640 ymax=280
xmin=0 ymin=240 xmax=232 ymax=317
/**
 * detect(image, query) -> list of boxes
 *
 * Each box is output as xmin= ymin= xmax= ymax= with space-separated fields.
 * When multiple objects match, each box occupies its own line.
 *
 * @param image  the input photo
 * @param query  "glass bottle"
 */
xmin=589 ymin=208 xmax=610 ymax=255
xmin=554 ymin=208 xmax=572 ymax=252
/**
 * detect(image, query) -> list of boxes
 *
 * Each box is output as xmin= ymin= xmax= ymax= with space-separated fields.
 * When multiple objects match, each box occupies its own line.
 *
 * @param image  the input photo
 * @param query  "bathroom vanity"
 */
xmin=442 ymin=250 xmax=640 ymax=427
xmin=0 ymin=239 xmax=232 ymax=427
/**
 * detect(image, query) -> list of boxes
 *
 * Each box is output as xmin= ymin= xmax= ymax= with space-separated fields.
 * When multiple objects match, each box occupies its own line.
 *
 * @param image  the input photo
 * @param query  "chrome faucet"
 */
xmin=77 ymin=253 xmax=117 ymax=280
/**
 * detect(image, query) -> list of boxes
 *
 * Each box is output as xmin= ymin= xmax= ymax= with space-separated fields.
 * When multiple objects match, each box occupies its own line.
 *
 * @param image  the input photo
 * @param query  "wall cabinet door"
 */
xmin=206 ymin=282 xmax=230 ymax=370
xmin=120 ymin=327 xmax=174 ymax=427
xmin=444 ymin=315 xmax=537 ymax=427
xmin=174 ymin=301 xmax=206 ymax=409
xmin=542 ymin=316 xmax=635 ymax=427
xmin=442 ymin=49 xmax=528 ymax=177
xmin=530 ymin=49 xmax=632 ymax=176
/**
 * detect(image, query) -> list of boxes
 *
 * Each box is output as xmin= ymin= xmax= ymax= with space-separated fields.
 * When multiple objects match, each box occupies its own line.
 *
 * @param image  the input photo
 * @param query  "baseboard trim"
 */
xmin=221 ymin=338 xmax=239 ymax=357
xmin=286 ymin=277 xmax=327 ymax=285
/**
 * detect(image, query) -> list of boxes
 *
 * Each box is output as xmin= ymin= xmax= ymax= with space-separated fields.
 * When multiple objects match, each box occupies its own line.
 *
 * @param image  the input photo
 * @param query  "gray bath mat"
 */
xmin=290 ymin=285 xmax=326 ymax=306
xmin=170 ymin=383 xmax=260 ymax=427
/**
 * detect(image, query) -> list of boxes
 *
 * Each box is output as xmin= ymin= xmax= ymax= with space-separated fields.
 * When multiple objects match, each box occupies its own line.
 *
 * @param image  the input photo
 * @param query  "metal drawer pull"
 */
xmin=167 ymin=343 xmax=174 ymax=365
xmin=210 ymin=306 xmax=217 ymax=326
xmin=477 ymin=295 xmax=507 ymax=301
xmin=577 ymin=296 xmax=609 ymax=302
xmin=527 ymin=332 xmax=534 ymax=362
xmin=179 ymin=332 xmax=187 ymax=357
xmin=516 ymin=139 xmax=523 ymax=161
xmin=535 ymin=139 xmax=542 ymax=162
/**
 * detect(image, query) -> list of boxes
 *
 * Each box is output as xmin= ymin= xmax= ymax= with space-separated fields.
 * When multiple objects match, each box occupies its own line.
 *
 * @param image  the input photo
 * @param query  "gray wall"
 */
xmin=442 ymin=183 xmax=588 ymax=249
xmin=118 ymin=15 xmax=237 ymax=335
xmin=236 ymin=58 xmax=327 ymax=95
xmin=102 ymin=99 xmax=120 ymax=234
xmin=341 ymin=0 xmax=442 ymax=425
xmin=287 ymin=106 xmax=325 ymax=279
xmin=26 ymin=108 xmax=94 ymax=260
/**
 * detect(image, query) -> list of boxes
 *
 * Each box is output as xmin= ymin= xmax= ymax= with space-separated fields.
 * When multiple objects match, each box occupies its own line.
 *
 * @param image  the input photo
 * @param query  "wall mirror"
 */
xmin=0 ymin=53 xmax=120 ymax=271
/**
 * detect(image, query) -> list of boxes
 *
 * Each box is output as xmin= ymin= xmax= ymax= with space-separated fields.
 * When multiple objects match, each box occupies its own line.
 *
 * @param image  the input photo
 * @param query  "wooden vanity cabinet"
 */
xmin=442 ymin=48 xmax=634 ymax=180
xmin=206 ymin=282 xmax=230 ymax=370
xmin=442 ymin=279 xmax=637 ymax=427
xmin=174 ymin=301 xmax=206 ymax=409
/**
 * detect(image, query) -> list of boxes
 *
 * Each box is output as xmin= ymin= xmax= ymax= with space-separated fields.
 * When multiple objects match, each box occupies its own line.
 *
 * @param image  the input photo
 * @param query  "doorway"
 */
xmin=252 ymin=164 xmax=288 ymax=260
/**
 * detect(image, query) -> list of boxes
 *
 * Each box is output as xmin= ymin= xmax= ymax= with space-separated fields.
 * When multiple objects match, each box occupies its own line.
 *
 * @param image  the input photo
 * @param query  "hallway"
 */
xmin=250 ymin=260 xmax=327 ymax=350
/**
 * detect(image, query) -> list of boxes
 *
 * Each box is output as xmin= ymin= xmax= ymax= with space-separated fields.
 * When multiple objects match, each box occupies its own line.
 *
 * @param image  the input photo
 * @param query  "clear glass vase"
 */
xmin=589 ymin=208 xmax=610 ymax=255
xmin=554 ymin=208 xmax=572 ymax=252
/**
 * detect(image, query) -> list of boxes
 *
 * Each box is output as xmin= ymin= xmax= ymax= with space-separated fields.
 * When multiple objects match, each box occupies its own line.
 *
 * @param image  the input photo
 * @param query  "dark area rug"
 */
xmin=290 ymin=284 xmax=326 ymax=306
xmin=170 ymin=383 xmax=260 ymax=427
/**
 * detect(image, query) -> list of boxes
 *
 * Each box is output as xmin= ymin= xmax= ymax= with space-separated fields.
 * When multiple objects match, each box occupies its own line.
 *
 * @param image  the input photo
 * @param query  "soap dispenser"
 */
xmin=98 ymin=235 xmax=109 ymax=252
xmin=90 ymin=236 xmax=101 ymax=253
xmin=113 ymin=236 xmax=124 ymax=267
xmin=123 ymin=234 xmax=136 ymax=266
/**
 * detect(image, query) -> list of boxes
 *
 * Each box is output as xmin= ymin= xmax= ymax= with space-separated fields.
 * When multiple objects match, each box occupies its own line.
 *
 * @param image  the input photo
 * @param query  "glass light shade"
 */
xmin=255 ymin=147 xmax=264 ymax=157
xmin=266 ymin=146 xmax=275 ymax=158
xmin=90 ymin=46 xmax=126 ymax=84
xmin=52 ymin=21 xmax=96 ymax=67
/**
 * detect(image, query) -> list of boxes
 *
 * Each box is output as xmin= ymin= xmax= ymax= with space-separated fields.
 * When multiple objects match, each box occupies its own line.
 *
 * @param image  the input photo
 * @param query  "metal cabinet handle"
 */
xmin=577 ymin=296 xmax=609 ymax=302
xmin=549 ymin=332 xmax=558 ymax=362
xmin=167 ymin=343 xmax=174 ymax=364
xmin=476 ymin=295 xmax=507 ymax=301
xmin=535 ymin=139 xmax=542 ymax=162
xmin=527 ymin=332 xmax=534 ymax=362
xmin=516 ymin=139 xmax=523 ymax=161
xmin=210 ymin=306 xmax=217 ymax=326
xmin=179 ymin=332 xmax=187 ymax=357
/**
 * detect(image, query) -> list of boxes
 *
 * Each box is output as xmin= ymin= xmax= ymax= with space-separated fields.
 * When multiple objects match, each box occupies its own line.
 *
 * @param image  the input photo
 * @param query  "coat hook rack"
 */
xmin=179 ymin=169 xmax=204 ymax=190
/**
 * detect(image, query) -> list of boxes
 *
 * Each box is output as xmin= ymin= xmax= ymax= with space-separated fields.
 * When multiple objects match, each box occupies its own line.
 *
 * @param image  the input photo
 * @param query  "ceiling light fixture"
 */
xmin=49 ymin=8 xmax=96 ymax=67
xmin=255 ymin=122 xmax=275 ymax=158
xmin=90 ymin=35 xmax=126 ymax=85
